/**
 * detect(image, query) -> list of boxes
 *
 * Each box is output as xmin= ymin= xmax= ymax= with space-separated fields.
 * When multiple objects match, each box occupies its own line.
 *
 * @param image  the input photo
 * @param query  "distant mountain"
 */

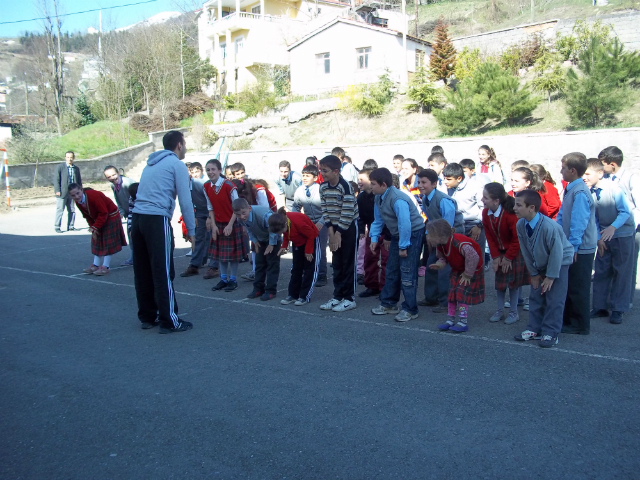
xmin=115 ymin=11 xmax=183 ymax=32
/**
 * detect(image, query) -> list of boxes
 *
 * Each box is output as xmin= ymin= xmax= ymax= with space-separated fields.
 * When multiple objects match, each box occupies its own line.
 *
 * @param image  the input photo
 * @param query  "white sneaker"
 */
xmin=523 ymin=298 xmax=530 ymax=311
xmin=489 ymin=310 xmax=504 ymax=322
xmin=332 ymin=299 xmax=357 ymax=312
xmin=294 ymin=298 xmax=307 ymax=306
xmin=320 ymin=298 xmax=341 ymax=310
xmin=281 ymin=296 xmax=296 ymax=305
xmin=394 ymin=310 xmax=418 ymax=322
xmin=514 ymin=330 xmax=541 ymax=341
xmin=371 ymin=305 xmax=399 ymax=315
xmin=505 ymin=311 xmax=519 ymax=324
xmin=504 ymin=301 xmax=511 ymax=308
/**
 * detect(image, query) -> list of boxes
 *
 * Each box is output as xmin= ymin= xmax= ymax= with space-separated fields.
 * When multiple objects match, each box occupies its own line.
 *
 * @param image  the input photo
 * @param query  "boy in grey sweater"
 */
xmin=514 ymin=190 xmax=574 ymax=348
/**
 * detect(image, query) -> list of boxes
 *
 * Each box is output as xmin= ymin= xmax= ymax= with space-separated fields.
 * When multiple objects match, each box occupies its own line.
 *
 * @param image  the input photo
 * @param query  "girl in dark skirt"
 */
xmin=427 ymin=219 xmax=484 ymax=333
xmin=482 ymin=183 xmax=530 ymax=325
xmin=68 ymin=184 xmax=127 ymax=276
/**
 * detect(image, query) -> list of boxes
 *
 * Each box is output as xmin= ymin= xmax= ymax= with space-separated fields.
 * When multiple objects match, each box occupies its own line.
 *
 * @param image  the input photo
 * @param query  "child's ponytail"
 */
xmin=484 ymin=183 xmax=515 ymax=214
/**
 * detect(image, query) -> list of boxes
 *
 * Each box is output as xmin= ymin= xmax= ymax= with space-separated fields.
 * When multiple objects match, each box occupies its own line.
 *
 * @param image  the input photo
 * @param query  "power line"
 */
xmin=0 ymin=0 xmax=158 ymax=25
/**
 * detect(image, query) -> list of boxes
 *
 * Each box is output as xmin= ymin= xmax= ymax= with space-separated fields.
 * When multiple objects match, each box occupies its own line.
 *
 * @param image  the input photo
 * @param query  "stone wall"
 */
xmin=148 ymin=127 xmax=190 ymax=150
xmin=185 ymin=127 xmax=640 ymax=189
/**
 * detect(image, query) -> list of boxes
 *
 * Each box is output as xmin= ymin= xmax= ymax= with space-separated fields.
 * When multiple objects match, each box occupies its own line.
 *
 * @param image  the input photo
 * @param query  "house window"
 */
xmin=235 ymin=37 xmax=244 ymax=54
xmin=220 ymin=43 xmax=226 ymax=59
xmin=356 ymin=47 xmax=371 ymax=69
xmin=316 ymin=52 xmax=330 ymax=74
xmin=416 ymin=49 xmax=425 ymax=68
xmin=251 ymin=5 xmax=261 ymax=14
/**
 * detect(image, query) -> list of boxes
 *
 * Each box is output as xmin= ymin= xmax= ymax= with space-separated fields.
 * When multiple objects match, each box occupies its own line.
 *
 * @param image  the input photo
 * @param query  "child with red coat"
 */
xmin=204 ymin=159 xmax=247 ymax=292
xmin=68 ymin=184 xmax=127 ymax=276
xmin=530 ymin=164 xmax=561 ymax=220
xmin=482 ymin=183 xmax=531 ymax=325
xmin=269 ymin=209 xmax=320 ymax=306
xmin=427 ymin=219 xmax=484 ymax=333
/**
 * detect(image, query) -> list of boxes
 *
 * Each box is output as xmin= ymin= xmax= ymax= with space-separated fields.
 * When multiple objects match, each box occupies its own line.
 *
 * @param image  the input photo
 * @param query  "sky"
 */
xmin=0 ymin=0 xmax=199 ymax=38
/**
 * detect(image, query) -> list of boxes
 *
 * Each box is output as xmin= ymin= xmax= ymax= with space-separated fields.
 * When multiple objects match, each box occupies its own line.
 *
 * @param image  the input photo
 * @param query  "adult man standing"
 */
xmin=131 ymin=131 xmax=196 ymax=334
xmin=104 ymin=165 xmax=135 ymax=265
xmin=274 ymin=160 xmax=302 ymax=211
xmin=53 ymin=151 xmax=81 ymax=233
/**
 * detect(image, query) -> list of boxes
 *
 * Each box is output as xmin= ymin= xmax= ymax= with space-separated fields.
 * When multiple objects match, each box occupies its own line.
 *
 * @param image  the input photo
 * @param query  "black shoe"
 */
xmin=358 ymin=288 xmax=380 ymax=298
xmin=315 ymin=276 xmax=327 ymax=287
xmin=211 ymin=280 xmax=228 ymax=291
xmin=590 ymin=308 xmax=609 ymax=318
xmin=561 ymin=325 xmax=590 ymax=335
xmin=610 ymin=311 xmax=624 ymax=324
xmin=418 ymin=298 xmax=439 ymax=307
xmin=246 ymin=289 xmax=264 ymax=299
xmin=140 ymin=321 xmax=159 ymax=329
xmin=224 ymin=280 xmax=238 ymax=292
xmin=260 ymin=292 xmax=276 ymax=301
xmin=357 ymin=274 xmax=365 ymax=285
xmin=67 ymin=227 xmax=76 ymax=231
xmin=55 ymin=228 xmax=63 ymax=233
xmin=159 ymin=320 xmax=193 ymax=334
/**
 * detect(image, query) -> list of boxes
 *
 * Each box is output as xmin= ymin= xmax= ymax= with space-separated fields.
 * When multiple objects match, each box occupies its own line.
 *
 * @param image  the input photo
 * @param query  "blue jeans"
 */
xmin=190 ymin=213 xmax=210 ymax=268
xmin=379 ymin=229 xmax=423 ymax=315
xmin=423 ymin=247 xmax=451 ymax=307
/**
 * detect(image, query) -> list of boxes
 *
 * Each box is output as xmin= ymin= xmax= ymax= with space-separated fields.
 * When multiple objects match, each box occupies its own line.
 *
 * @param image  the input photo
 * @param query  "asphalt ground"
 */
xmin=1 ymin=204 xmax=640 ymax=479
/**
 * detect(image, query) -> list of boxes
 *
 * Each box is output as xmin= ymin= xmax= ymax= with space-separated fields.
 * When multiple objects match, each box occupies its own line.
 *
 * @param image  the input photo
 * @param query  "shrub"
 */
xmin=531 ymin=52 xmax=566 ymax=103
xmin=484 ymin=76 xmax=539 ymax=125
xmin=499 ymin=35 xmax=546 ymax=74
xmin=75 ymin=95 xmax=98 ymax=127
xmin=454 ymin=47 xmax=482 ymax=81
xmin=555 ymin=19 xmax=612 ymax=63
xmin=174 ymin=93 xmax=215 ymax=120
xmin=433 ymin=84 xmax=487 ymax=135
xmin=230 ymin=137 xmax=253 ymax=151
xmin=406 ymin=67 xmax=442 ymax=113
xmin=337 ymin=72 xmax=396 ymax=117
xmin=234 ymin=80 xmax=284 ymax=118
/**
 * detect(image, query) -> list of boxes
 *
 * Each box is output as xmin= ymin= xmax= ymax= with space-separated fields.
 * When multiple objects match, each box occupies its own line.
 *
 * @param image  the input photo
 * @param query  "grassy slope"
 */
xmin=179 ymin=110 xmax=214 ymax=128
xmin=48 ymin=121 xmax=148 ymax=160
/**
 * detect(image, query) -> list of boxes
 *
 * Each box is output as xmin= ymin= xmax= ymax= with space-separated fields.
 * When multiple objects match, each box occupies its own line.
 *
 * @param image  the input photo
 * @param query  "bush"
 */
xmin=433 ymin=84 xmax=487 ymax=135
xmin=499 ymin=35 xmax=546 ymax=74
xmin=531 ymin=52 xmax=566 ymax=103
xmin=233 ymin=80 xmax=284 ymax=118
xmin=484 ymin=75 xmax=539 ymax=125
xmin=336 ymin=72 xmax=396 ymax=117
xmin=174 ymin=93 xmax=215 ymax=120
xmin=130 ymin=113 xmax=178 ymax=133
xmin=230 ymin=137 xmax=253 ymax=151
xmin=75 ymin=95 xmax=98 ymax=127
xmin=555 ymin=19 xmax=612 ymax=63
xmin=454 ymin=47 xmax=482 ymax=82
xmin=406 ymin=67 xmax=442 ymax=113
xmin=6 ymin=124 xmax=58 ymax=165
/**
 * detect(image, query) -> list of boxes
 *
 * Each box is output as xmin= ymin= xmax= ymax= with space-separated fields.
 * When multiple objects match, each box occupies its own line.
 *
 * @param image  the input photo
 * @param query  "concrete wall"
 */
xmin=185 ymin=127 xmax=640 ymax=188
xmin=148 ymin=127 xmax=190 ymax=150
xmin=8 ymin=141 xmax=154 ymax=189
xmin=452 ymin=11 xmax=640 ymax=56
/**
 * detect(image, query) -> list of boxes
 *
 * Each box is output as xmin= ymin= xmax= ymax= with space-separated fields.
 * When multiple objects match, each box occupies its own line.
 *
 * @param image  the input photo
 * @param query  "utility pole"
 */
xmin=401 ymin=0 xmax=408 ymax=86
xmin=24 ymin=76 xmax=28 ymax=116
xmin=530 ymin=0 xmax=534 ymax=22
xmin=99 ymin=9 xmax=102 ymax=57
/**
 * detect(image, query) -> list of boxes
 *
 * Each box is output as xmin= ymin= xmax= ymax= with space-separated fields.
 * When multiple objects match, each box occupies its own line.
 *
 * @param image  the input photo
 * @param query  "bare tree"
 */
xmin=38 ymin=0 xmax=66 ymax=134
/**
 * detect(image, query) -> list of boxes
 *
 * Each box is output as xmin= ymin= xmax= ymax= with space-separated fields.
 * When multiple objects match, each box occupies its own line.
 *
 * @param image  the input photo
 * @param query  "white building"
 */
xmin=288 ymin=18 xmax=432 ymax=95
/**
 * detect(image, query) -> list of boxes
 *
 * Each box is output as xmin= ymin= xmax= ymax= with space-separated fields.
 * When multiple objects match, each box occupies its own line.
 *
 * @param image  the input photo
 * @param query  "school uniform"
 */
xmin=358 ymin=190 xmax=389 ymax=293
xmin=255 ymin=183 xmax=277 ymax=212
xmin=205 ymin=177 xmax=247 ymax=263
xmin=436 ymin=234 xmax=484 ymax=305
xmin=320 ymin=176 xmax=360 ymax=302
xmin=370 ymin=187 xmax=425 ymax=315
xmin=517 ymin=213 xmax=574 ymax=337
xmin=283 ymin=212 xmax=320 ymax=302
xmin=479 ymin=161 xmax=505 ymax=185
xmin=189 ymin=175 xmax=214 ymax=269
xmin=509 ymin=190 xmax=550 ymax=217
xmin=591 ymin=180 xmax=635 ymax=313
xmin=292 ymin=183 xmax=328 ymax=280
xmin=542 ymin=181 xmax=561 ymax=220
xmin=421 ymin=189 xmax=464 ymax=307
xmin=449 ymin=176 xmax=487 ymax=254
xmin=108 ymin=175 xmax=135 ymax=262
xmin=274 ymin=171 xmax=302 ymax=211
xmin=557 ymin=178 xmax=598 ymax=334
xmin=436 ymin=174 xmax=448 ymax=193
xmin=75 ymin=189 xmax=127 ymax=256
xmin=240 ymin=206 xmax=281 ymax=295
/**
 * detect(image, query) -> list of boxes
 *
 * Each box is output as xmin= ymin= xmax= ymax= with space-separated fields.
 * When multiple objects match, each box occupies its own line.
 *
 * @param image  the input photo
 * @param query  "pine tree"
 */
xmin=430 ymin=18 xmax=457 ymax=84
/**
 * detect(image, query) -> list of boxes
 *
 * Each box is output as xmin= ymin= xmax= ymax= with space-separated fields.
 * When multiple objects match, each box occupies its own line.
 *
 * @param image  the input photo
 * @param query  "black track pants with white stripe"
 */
xmin=288 ymin=238 xmax=320 ymax=302
xmin=331 ymin=222 xmax=358 ymax=302
xmin=131 ymin=214 xmax=180 ymax=329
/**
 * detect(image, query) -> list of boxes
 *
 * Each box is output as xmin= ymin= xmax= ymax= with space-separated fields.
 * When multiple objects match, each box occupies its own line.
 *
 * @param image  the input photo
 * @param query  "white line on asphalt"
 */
xmin=0 ymin=241 xmax=88 ymax=257
xmin=2 ymin=264 xmax=639 ymax=365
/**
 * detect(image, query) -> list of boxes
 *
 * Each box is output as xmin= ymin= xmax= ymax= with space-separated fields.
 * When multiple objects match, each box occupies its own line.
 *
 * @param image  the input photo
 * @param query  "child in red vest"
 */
xmin=269 ymin=209 xmax=320 ymax=306
xmin=426 ymin=219 xmax=484 ymax=332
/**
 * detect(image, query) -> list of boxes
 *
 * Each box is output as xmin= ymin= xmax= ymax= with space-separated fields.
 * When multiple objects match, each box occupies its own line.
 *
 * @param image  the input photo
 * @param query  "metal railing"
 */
xmin=207 ymin=11 xmax=303 ymax=25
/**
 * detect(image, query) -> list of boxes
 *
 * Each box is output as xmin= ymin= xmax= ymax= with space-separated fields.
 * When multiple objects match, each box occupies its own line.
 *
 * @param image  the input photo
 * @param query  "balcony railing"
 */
xmin=207 ymin=11 xmax=302 ymax=25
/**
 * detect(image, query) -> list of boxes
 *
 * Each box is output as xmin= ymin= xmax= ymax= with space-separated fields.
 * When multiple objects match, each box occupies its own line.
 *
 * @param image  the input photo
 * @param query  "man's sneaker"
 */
xmin=320 ymin=298 xmax=342 ymax=310
xmin=523 ymin=298 xmax=529 ymax=311
xmin=332 ymin=299 xmax=357 ymax=312
xmin=418 ymin=266 xmax=426 ymax=277
xmin=590 ymin=308 xmax=609 ymax=318
xmin=357 ymin=274 xmax=365 ymax=285
xmin=93 ymin=266 xmax=110 ymax=276
xmin=260 ymin=292 xmax=276 ymax=301
xmin=180 ymin=265 xmax=199 ymax=277
xmin=610 ymin=311 xmax=624 ymax=324
xmin=315 ymin=276 xmax=328 ymax=287
xmin=505 ymin=312 xmax=519 ymax=325
xmin=438 ymin=320 xmax=455 ymax=331
xmin=489 ymin=310 xmax=504 ymax=322
xmin=83 ymin=265 xmax=99 ymax=274
xmin=449 ymin=322 xmax=469 ymax=333
xmin=395 ymin=310 xmax=418 ymax=322
xmin=281 ymin=296 xmax=296 ymax=305
xmin=203 ymin=268 xmax=220 ymax=279
xmin=504 ymin=301 xmax=511 ymax=309
xmin=358 ymin=288 xmax=380 ymax=298
xmin=294 ymin=298 xmax=307 ymax=306
xmin=159 ymin=320 xmax=193 ymax=334
xmin=246 ymin=290 xmax=264 ymax=299
xmin=372 ymin=305 xmax=399 ymax=315
xmin=514 ymin=330 xmax=541 ymax=341
xmin=224 ymin=280 xmax=238 ymax=292
xmin=241 ymin=271 xmax=255 ymax=281
xmin=211 ymin=280 xmax=228 ymax=291
xmin=140 ymin=320 xmax=159 ymax=329
xmin=539 ymin=335 xmax=558 ymax=348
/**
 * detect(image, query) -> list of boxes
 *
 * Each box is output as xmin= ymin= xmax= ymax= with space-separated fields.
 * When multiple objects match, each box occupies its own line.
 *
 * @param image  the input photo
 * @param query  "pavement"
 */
xmin=2 ymin=203 xmax=640 ymax=479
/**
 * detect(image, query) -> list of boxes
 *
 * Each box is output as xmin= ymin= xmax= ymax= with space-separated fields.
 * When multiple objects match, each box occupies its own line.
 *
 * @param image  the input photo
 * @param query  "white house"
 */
xmin=287 ymin=18 xmax=432 ymax=95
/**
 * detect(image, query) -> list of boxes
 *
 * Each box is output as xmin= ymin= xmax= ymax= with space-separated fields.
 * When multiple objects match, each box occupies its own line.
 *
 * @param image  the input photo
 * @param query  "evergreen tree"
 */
xmin=531 ymin=52 xmax=566 ymax=103
xmin=75 ymin=95 xmax=97 ymax=127
xmin=406 ymin=67 xmax=442 ymax=113
xmin=430 ymin=18 xmax=457 ymax=84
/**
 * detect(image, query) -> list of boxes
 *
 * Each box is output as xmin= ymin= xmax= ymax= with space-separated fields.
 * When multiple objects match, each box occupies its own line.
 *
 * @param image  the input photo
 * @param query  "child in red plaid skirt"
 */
xmin=427 ymin=219 xmax=484 ymax=333
xmin=482 ymin=183 xmax=530 ymax=325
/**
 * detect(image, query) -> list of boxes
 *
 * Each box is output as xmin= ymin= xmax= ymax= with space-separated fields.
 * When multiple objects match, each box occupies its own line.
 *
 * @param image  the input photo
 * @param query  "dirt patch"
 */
xmin=8 ymin=181 xmax=113 ymax=201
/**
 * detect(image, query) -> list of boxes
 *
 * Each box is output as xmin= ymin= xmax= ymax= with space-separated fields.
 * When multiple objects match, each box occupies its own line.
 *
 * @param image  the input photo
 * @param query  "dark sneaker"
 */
xmin=180 ymin=265 xmax=199 ymax=277
xmin=357 ymin=274 xmax=364 ymax=285
xmin=358 ymin=288 xmax=380 ymax=298
xmin=224 ymin=280 xmax=238 ymax=292
xmin=418 ymin=299 xmax=438 ymax=307
xmin=539 ymin=335 xmax=558 ymax=348
xmin=438 ymin=320 xmax=454 ymax=331
xmin=590 ymin=308 xmax=609 ymax=318
xmin=140 ymin=320 xmax=159 ymax=329
xmin=610 ymin=311 xmax=624 ymax=324
xmin=211 ymin=280 xmax=228 ymax=291
xmin=246 ymin=290 xmax=264 ymax=299
xmin=203 ymin=268 xmax=220 ymax=279
xmin=315 ymin=276 xmax=328 ymax=287
xmin=159 ymin=320 xmax=193 ymax=334
xmin=260 ymin=292 xmax=276 ymax=301
xmin=281 ymin=296 xmax=296 ymax=305
xmin=449 ymin=322 xmax=469 ymax=333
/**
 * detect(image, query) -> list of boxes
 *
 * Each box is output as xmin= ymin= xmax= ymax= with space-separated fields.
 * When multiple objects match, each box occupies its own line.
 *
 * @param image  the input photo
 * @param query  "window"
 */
xmin=415 ymin=49 xmax=425 ymax=68
xmin=235 ymin=37 xmax=244 ymax=54
xmin=356 ymin=47 xmax=371 ymax=70
xmin=220 ymin=43 xmax=226 ymax=59
xmin=251 ymin=5 xmax=261 ymax=14
xmin=316 ymin=52 xmax=330 ymax=74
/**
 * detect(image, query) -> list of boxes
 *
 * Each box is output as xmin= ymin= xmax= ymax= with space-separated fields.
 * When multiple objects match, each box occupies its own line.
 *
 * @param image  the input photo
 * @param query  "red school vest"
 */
xmin=204 ymin=179 xmax=236 ymax=224
xmin=255 ymin=183 xmax=277 ymax=212
xmin=438 ymin=233 xmax=483 ymax=274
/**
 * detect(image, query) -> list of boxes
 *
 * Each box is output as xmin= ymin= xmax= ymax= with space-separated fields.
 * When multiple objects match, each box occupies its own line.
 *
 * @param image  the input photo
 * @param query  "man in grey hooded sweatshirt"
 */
xmin=131 ymin=131 xmax=196 ymax=333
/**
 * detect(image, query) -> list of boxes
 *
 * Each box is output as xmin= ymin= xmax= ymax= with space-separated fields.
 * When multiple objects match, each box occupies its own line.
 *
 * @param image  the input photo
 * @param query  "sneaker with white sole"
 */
xmin=281 ymin=296 xmax=296 ymax=305
xmin=332 ymin=299 xmax=356 ymax=312
xmin=504 ymin=312 xmax=519 ymax=324
xmin=504 ymin=301 xmax=511 ymax=309
xmin=514 ymin=330 xmax=541 ymax=341
xmin=294 ymin=298 xmax=307 ymax=306
xmin=539 ymin=335 xmax=558 ymax=348
xmin=489 ymin=310 xmax=504 ymax=322
xmin=320 ymin=299 xmax=342 ymax=310
xmin=523 ymin=298 xmax=529 ymax=311
xmin=395 ymin=310 xmax=418 ymax=322
xmin=372 ymin=305 xmax=400 ymax=315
